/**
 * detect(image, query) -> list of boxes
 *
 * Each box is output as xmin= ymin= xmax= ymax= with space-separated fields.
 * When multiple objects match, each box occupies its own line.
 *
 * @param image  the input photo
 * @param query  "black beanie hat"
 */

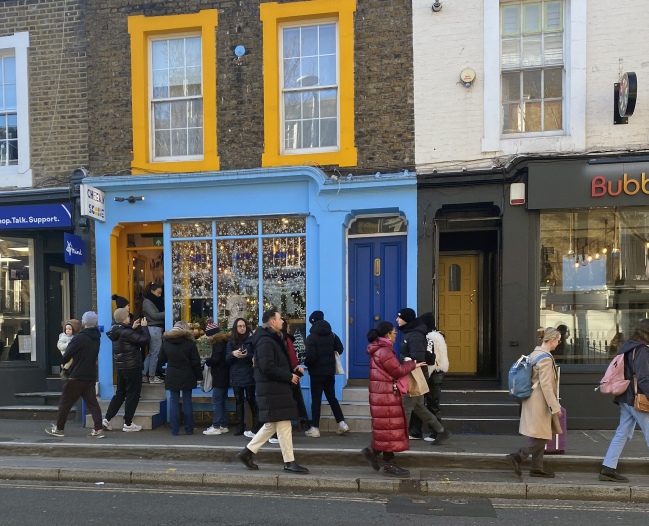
xmin=112 ymin=294 xmax=129 ymax=309
xmin=309 ymin=310 xmax=324 ymax=323
xmin=397 ymin=308 xmax=416 ymax=323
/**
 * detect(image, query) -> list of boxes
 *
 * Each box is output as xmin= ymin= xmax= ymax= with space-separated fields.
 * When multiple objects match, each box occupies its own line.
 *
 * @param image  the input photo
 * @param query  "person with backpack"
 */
xmin=506 ymin=327 xmax=562 ymax=479
xmin=599 ymin=319 xmax=649 ymax=483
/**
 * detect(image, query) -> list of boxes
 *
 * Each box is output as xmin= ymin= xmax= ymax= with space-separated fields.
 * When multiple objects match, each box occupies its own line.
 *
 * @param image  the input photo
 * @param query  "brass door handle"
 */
xmin=374 ymin=315 xmax=380 ymax=321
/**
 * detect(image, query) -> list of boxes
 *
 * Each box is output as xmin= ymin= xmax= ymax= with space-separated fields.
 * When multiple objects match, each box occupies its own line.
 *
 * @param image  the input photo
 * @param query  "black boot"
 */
xmin=283 ymin=461 xmax=309 ymax=474
xmin=237 ymin=447 xmax=258 ymax=470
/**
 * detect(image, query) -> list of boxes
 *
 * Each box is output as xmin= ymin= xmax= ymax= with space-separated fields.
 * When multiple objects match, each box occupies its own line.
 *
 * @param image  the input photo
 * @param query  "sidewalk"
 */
xmin=0 ymin=419 xmax=647 ymax=502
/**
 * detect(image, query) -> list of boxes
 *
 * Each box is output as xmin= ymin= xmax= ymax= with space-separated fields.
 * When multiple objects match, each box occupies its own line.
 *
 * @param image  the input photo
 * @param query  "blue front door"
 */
xmin=348 ymin=236 xmax=407 ymax=378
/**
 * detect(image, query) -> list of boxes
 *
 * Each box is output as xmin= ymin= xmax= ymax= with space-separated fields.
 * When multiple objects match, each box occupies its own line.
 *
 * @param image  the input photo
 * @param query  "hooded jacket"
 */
xmin=106 ymin=322 xmax=149 ymax=371
xmin=252 ymin=326 xmax=298 ymax=423
xmin=304 ymin=319 xmax=344 ymax=376
xmin=399 ymin=319 xmax=429 ymax=378
xmin=158 ymin=328 xmax=202 ymax=391
xmin=225 ymin=332 xmax=255 ymax=387
xmin=614 ymin=340 xmax=649 ymax=406
xmin=367 ymin=336 xmax=417 ymax=453
xmin=205 ymin=331 xmax=231 ymax=389
xmin=60 ymin=327 xmax=102 ymax=382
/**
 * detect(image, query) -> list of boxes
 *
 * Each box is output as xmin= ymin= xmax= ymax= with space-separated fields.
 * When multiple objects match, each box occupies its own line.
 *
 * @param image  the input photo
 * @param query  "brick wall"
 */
xmin=0 ymin=0 xmax=88 ymax=188
xmin=85 ymin=0 xmax=415 ymax=176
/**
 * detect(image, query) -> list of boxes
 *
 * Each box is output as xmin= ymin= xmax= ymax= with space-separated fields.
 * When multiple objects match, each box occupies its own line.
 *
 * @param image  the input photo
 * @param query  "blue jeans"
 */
xmin=603 ymin=402 xmax=649 ymax=469
xmin=169 ymin=389 xmax=194 ymax=435
xmin=211 ymin=387 xmax=229 ymax=428
xmin=143 ymin=326 xmax=162 ymax=377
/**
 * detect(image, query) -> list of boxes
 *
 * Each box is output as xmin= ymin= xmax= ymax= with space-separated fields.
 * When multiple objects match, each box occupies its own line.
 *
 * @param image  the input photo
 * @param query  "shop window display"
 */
xmin=540 ymin=207 xmax=649 ymax=364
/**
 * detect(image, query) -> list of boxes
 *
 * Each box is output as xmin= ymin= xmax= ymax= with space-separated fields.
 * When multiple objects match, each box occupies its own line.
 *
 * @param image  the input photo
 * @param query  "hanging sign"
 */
xmin=80 ymin=183 xmax=106 ymax=222
xmin=64 ymin=232 xmax=86 ymax=265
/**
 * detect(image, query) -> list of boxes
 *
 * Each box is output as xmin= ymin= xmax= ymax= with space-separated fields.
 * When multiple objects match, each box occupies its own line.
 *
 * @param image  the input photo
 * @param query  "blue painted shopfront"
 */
xmin=85 ymin=167 xmax=417 ymax=411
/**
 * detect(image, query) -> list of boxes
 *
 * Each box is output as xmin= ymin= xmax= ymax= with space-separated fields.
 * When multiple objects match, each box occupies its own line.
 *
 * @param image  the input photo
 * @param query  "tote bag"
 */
xmin=334 ymin=352 xmax=344 ymax=375
xmin=201 ymin=363 xmax=213 ymax=393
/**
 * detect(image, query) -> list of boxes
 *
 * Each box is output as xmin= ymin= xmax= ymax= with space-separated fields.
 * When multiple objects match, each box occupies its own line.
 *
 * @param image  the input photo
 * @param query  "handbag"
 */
xmin=408 ymin=366 xmax=430 ymax=397
xmin=631 ymin=349 xmax=649 ymax=413
xmin=334 ymin=352 xmax=344 ymax=375
xmin=201 ymin=363 xmax=213 ymax=393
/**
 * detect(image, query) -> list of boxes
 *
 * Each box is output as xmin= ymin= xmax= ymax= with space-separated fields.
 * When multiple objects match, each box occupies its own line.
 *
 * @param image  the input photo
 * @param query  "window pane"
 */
xmin=320 ymin=118 xmax=337 ymax=147
xmin=185 ymin=37 xmax=201 ymax=66
xmin=262 ymin=217 xmax=306 ymax=234
xmin=152 ymin=41 xmax=168 ymax=70
xmin=302 ymin=119 xmax=318 ymax=148
xmin=152 ymin=71 xmax=169 ymax=99
xmin=501 ymin=39 xmax=521 ymax=69
xmin=170 ymin=100 xmax=188 ymax=129
xmin=544 ymin=100 xmax=562 ymax=130
xmin=501 ymin=72 xmax=520 ymax=102
xmin=8 ymin=114 xmax=17 ymax=137
xmin=301 ymin=56 xmax=318 ymax=81
xmin=262 ymin=238 xmax=306 ymax=319
xmin=319 ymin=55 xmax=336 ymax=85
xmin=171 ymin=240 xmax=213 ymax=324
xmin=154 ymin=130 xmax=171 ymax=157
xmin=502 ymin=103 xmax=521 ymax=133
xmin=523 ymin=3 xmax=542 ymax=33
xmin=7 ymin=139 xmax=17 ymax=165
xmin=168 ymin=39 xmax=185 ymax=68
xmin=284 ymin=58 xmax=300 ymax=88
xmin=301 ymin=26 xmax=318 ymax=56
xmin=502 ymin=5 xmax=520 ymax=35
xmin=4 ymin=57 xmax=16 ymax=83
xmin=171 ymin=222 xmax=212 ymax=238
xmin=545 ymin=1 xmax=562 ymax=30
xmin=523 ymin=70 xmax=542 ymax=100
xmin=4 ymin=84 xmax=16 ymax=110
xmin=0 ymin=87 xmax=3 ymax=111
xmin=188 ymin=128 xmax=202 ymax=155
xmin=186 ymin=66 xmax=202 ymax=96
xmin=217 ymin=220 xmax=258 ymax=236
xmin=172 ymin=129 xmax=187 ymax=156
xmin=320 ymin=89 xmax=337 ymax=118
xmin=544 ymin=33 xmax=563 ymax=65
xmin=523 ymin=100 xmax=542 ymax=131
xmin=522 ymin=36 xmax=542 ymax=67
xmin=154 ymin=102 xmax=170 ymax=129
xmin=284 ymin=92 xmax=301 ymax=120
xmin=319 ymin=24 xmax=336 ymax=54
xmin=544 ymin=68 xmax=563 ymax=98
xmin=188 ymin=99 xmax=203 ymax=128
xmin=169 ymin=67 xmax=185 ymax=98
xmin=449 ymin=265 xmax=461 ymax=292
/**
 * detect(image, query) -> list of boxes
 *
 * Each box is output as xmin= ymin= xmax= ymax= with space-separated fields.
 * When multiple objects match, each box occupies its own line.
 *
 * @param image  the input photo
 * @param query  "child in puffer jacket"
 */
xmin=57 ymin=319 xmax=80 ymax=376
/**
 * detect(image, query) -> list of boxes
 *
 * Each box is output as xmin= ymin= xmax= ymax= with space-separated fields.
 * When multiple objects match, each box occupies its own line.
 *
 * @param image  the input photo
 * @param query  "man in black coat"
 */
xmin=46 ymin=311 xmax=104 ymax=438
xmin=237 ymin=309 xmax=309 ymax=474
xmin=102 ymin=308 xmax=150 ymax=432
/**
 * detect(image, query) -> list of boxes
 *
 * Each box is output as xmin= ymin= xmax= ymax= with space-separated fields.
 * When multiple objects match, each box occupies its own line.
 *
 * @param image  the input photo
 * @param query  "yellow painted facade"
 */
xmin=260 ymin=0 xmax=357 ymax=168
xmin=128 ymin=10 xmax=219 ymax=174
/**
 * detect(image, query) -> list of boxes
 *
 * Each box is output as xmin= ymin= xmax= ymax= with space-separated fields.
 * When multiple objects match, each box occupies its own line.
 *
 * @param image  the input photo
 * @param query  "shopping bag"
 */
xmin=408 ymin=367 xmax=430 ymax=396
xmin=201 ymin=363 xmax=213 ymax=393
xmin=334 ymin=351 xmax=344 ymax=375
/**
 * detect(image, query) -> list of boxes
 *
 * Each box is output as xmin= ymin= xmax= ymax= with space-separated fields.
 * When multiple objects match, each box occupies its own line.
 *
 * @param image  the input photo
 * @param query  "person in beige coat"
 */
xmin=506 ymin=327 xmax=562 ymax=478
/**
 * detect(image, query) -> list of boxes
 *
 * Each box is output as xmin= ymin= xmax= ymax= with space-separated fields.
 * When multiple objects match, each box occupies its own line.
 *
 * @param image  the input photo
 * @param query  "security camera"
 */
xmin=432 ymin=2 xmax=442 ymax=12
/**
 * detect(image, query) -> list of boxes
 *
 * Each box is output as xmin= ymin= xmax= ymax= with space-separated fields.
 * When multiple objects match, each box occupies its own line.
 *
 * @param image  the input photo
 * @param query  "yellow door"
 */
xmin=438 ymin=255 xmax=478 ymax=374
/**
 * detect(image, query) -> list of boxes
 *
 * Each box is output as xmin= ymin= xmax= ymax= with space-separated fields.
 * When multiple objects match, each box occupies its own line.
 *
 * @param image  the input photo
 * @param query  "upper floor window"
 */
xmin=151 ymin=36 xmax=203 ymax=160
xmin=501 ymin=1 xmax=564 ymax=134
xmin=0 ymin=54 xmax=17 ymax=166
xmin=281 ymin=22 xmax=338 ymax=153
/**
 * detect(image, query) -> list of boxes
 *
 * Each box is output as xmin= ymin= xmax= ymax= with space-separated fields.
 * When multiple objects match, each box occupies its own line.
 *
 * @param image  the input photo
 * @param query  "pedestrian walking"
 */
xmin=158 ymin=321 xmax=202 ymax=436
xmin=283 ymin=320 xmax=310 ymax=432
xmin=599 ymin=319 xmax=649 ymax=483
xmin=203 ymin=320 xmax=231 ymax=436
xmin=304 ymin=310 xmax=349 ymax=437
xmin=361 ymin=321 xmax=426 ymax=477
xmin=397 ymin=308 xmax=451 ymax=444
xmin=46 ymin=311 xmax=104 ymax=438
xmin=102 ymin=308 xmax=150 ymax=432
xmin=57 ymin=319 xmax=80 ymax=378
xmin=142 ymin=282 xmax=165 ymax=384
xmin=506 ymin=327 xmax=563 ymax=479
xmin=237 ymin=309 xmax=309 ymax=474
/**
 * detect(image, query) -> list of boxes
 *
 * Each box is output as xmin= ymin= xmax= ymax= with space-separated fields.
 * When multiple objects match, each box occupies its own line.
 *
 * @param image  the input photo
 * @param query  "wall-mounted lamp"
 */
xmin=432 ymin=1 xmax=442 ymax=12
xmin=114 ymin=196 xmax=145 ymax=204
xmin=460 ymin=68 xmax=476 ymax=88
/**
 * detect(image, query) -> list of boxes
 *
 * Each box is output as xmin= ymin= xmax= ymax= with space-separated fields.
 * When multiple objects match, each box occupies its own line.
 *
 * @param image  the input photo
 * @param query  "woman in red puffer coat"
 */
xmin=361 ymin=321 xmax=425 ymax=477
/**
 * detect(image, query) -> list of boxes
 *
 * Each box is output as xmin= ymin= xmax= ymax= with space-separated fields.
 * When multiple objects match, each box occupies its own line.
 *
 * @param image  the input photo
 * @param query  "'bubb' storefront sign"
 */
xmin=529 ymin=160 xmax=649 ymax=209
xmin=0 ymin=203 xmax=72 ymax=229
xmin=80 ymin=183 xmax=106 ymax=222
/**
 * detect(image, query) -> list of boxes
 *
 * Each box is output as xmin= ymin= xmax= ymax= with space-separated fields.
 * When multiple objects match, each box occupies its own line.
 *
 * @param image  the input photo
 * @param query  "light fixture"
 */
xmin=432 ymin=1 xmax=442 ymax=12
xmin=573 ymin=255 xmax=580 ymax=269
xmin=114 ymin=196 xmax=145 ymax=203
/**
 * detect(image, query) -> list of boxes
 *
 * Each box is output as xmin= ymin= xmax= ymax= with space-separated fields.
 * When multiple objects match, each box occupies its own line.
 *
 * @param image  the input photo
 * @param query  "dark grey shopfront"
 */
xmin=418 ymin=158 xmax=649 ymax=429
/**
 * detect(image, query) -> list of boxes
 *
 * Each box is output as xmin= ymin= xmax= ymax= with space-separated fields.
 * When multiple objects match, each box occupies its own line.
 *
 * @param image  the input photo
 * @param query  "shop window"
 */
xmin=0 ymin=237 xmax=35 ymax=362
xmin=0 ymin=32 xmax=31 ymax=187
xmin=128 ymin=10 xmax=219 ymax=174
xmin=539 ymin=207 xmax=649 ymax=365
xmin=169 ymin=217 xmax=307 ymax=332
xmin=260 ymin=0 xmax=357 ymax=167
xmin=501 ymin=1 xmax=563 ymax=133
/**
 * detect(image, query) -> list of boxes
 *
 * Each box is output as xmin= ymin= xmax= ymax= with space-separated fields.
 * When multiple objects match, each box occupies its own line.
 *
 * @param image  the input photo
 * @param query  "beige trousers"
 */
xmin=246 ymin=421 xmax=294 ymax=462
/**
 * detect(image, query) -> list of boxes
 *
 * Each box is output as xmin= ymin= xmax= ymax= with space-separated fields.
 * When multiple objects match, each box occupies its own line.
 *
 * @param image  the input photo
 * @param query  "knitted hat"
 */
xmin=205 ymin=319 xmax=220 ymax=336
xmin=173 ymin=320 xmax=189 ymax=331
xmin=309 ymin=310 xmax=324 ymax=324
xmin=112 ymin=294 xmax=129 ymax=309
xmin=397 ymin=308 xmax=416 ymax=323
xmin=65 ymin=319 xmax=81 ymax=334
xmin=114 ymin=308 xmax=130 ymax=324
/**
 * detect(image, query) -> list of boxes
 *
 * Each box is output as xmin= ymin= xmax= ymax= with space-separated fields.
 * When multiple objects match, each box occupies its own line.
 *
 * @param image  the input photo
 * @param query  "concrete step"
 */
xmin=341 ymin=387 xmax=369 ymax=403
xmin=96 ymin=400 xmax=165 ymax=413
xmin=0 ymin=406 xmax=75 ymax=421
xmin=321 ymin=401 xmax=370 ymax=417
xmin=138 ymin=383 xmax=167 ymax=400
xmin=441 ymin=389 xmax=513 ymax=404
xmin=443 ymin=417 xmax=520 ymax=435
xmin=94 ymin=399 xmax=167 ymax=430
xmin=14 ymin=392 xmax=61 ymax=406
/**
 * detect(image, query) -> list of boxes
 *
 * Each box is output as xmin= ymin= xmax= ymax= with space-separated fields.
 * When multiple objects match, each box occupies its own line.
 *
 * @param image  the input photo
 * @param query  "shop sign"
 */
xmin=64 ymin=232 xmax=86 ymax=265
xmin=80 ymin=184 xmax=106 ymax=222
xmin=592 ymin=172 xmax=649 ymax=197
xmin=0 ymin=203 xmax=72 ymax=229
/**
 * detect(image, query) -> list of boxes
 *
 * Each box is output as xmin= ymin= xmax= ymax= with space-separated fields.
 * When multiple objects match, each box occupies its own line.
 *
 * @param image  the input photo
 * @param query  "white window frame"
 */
xmin=0 ymin=32 xmax=31 ymax=187
xmin=482 ymin=0 xmax=585 ymax=154
xmin=279 ymin=18 xmax=340 ymax=155
xmin=148 ymin=33 xmax=204 ymax=162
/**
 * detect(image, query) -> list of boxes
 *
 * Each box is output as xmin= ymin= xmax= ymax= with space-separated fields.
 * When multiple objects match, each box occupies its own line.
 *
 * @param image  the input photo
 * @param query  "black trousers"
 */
xmin=410 ymin=372 xmax=444 ymax=435
xmin=56 ymin=379 xmax=102 ymax=431
xmin=105 ymin=368 xmax=143 ymax=426
xmin=234 ymin=385 xmax=259 ymax=432
xmin=309 ymin=374 xmax=344 ymax=428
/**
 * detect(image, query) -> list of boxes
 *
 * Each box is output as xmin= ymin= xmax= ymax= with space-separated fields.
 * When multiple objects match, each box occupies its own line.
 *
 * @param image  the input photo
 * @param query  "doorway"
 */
xmin=46 ymin=265 xmax=70 ymax=375
xmin=348 ymin=235 xmax=407 ymax=378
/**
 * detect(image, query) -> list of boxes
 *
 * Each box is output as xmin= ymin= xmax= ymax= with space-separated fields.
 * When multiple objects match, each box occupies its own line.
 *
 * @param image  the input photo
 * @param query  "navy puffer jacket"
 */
xmin=226 ymin=332 xmax=254 ymax=387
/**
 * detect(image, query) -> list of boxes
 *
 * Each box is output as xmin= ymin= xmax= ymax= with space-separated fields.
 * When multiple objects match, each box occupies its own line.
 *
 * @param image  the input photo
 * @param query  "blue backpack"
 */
xmin=508 ymin=352 xmax=550 ymax=400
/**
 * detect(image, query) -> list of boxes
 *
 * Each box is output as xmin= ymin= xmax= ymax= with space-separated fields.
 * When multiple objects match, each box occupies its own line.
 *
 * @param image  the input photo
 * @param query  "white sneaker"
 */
xmin=243 ymin=430 xmax=255 ymax=438
xmin=269 ymin=437 xmax=280 ymax=444
xmin=102 ymin=418 xmax=112 ymax=431
xmin=305 ymin=427 xmax=320 ymax=438
xmin=203 ymin=426 xmax=222 ymax=436
xmin=149 ymin=377 xmax=164 ymax=384
xmin=123 ymin=423 xmax=142 ymax=432
xmin=423 ymin=435 xmax=436 ymax=442
xmin=219 ymin=427 xmax=229 ymax=433
xmin=337 ymin=421 xmax=350 ymax=435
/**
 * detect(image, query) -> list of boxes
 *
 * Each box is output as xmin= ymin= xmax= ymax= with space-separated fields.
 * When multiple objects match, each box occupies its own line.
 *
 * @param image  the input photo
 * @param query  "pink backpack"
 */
xmin=598 ymin=353 xmax=629 ymax=395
